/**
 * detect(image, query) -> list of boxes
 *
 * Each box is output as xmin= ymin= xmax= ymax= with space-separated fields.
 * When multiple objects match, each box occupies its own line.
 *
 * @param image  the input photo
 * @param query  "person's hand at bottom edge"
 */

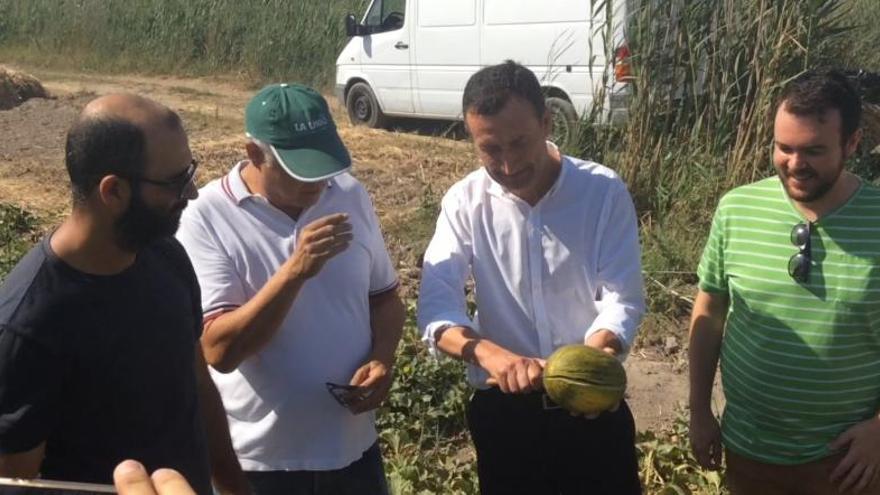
xmin=113 ymin=460 xmax=196 ymax=495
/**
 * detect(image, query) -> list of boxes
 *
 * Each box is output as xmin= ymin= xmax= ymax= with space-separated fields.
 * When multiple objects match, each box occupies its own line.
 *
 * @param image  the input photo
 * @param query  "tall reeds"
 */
xmin=579 ymin=0 xmax=855 ymax=218
xmin=0 ymin=0 xmax=365 ymax=87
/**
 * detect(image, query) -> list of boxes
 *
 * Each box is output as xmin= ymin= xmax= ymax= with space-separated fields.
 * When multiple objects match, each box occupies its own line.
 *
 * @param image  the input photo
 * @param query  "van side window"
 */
xmin=365 ymin=0 xmax=406 ymax=34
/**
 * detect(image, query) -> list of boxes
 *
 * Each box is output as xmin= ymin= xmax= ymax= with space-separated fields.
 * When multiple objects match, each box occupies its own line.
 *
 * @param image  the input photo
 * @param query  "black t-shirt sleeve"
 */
xmin=0 ymin=325 xmax=63 ymax=454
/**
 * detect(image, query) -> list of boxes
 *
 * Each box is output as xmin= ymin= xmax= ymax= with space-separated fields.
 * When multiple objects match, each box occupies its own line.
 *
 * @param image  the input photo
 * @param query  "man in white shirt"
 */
xmin=418 ymin=61 xmax=645 ymax=494
xmin=176 ymin=83 xmax=405 ymax=495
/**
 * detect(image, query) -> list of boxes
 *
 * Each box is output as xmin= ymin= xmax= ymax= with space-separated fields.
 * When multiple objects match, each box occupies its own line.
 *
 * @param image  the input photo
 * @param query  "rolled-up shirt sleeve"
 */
xmin=584 ymin=180 xmax=645 ymax=353
xmin=417 ymin=190 xmax=474 ymax=355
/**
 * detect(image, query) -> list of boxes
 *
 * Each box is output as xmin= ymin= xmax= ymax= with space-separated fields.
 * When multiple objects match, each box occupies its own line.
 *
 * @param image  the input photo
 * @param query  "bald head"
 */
xmin=65 ymin=94 xmax=184 ymax=204
xmin=79 ymin=94 xmax=181 ymax=132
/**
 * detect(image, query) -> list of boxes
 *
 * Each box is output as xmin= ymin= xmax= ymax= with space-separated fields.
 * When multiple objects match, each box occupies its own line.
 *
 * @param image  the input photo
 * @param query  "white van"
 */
xmin=335 ymin=0 xmax=633 ymax=142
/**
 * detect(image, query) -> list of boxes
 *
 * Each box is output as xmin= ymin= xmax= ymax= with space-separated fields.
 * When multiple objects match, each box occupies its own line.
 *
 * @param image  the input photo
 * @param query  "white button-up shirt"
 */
xmin=417 ymin=152 xmax=645 ymax=387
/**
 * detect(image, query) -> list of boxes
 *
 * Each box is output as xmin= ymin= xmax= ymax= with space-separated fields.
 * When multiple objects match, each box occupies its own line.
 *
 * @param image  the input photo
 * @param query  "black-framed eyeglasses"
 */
xmin=134 ymin=159 xmax=198 ymax=199
xmin=788 ymin=221 xmax=812 ymax=283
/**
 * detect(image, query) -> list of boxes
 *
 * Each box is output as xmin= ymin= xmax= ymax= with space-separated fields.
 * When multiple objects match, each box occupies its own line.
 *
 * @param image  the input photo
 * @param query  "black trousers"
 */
xmin=466 ymin=388 xmax=642 ymax=495
xmin=245 ymin=441 xmax=388 ymax=495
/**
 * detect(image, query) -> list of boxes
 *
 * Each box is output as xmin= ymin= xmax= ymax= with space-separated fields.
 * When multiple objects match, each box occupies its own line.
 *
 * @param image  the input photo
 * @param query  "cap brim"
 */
xmin=270 ymin=130 xmax=352 ymax=182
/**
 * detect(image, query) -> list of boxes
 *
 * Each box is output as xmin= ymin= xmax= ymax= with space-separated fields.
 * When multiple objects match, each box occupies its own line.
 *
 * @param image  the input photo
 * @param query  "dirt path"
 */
xmin=0 ymin=66 xmax=722 ymax=432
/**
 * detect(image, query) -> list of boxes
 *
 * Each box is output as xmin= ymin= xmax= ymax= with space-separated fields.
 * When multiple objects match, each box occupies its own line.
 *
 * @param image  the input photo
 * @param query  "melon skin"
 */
xmin=542 ymin=344 xmax=627 ymax=415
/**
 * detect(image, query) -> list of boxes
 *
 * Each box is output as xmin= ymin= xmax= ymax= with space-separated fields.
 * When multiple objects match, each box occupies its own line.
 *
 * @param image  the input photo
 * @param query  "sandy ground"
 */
xmin=0 ymin=66 xmax=723 ymax=432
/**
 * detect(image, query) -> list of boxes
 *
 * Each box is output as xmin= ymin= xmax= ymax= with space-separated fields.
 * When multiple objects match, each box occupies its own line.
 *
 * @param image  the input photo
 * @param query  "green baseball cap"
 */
xmin=245 ymin=83 xmax=351 ymax=182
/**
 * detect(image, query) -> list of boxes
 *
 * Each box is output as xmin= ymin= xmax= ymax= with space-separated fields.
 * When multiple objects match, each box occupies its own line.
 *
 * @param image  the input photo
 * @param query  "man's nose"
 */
xmin=499 ymin=152 xmax=520 ymax=175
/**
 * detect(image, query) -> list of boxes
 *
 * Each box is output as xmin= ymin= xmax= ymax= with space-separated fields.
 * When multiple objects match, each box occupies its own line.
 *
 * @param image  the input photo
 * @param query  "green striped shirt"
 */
xmin=698 ymin=176 xmax=880 ymax=464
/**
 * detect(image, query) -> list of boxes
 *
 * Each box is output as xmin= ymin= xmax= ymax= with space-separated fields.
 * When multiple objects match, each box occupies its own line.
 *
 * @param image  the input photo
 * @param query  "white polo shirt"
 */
xmin=176 ymin=161 xmax=398 ymax=471
xmin=417 ymin=152 xmax=645 ymax=388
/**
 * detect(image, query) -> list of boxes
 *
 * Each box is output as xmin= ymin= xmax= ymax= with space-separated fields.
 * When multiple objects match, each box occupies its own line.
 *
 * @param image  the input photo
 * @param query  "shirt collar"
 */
xmin=221 ymin=161 xmax=254 ymax=205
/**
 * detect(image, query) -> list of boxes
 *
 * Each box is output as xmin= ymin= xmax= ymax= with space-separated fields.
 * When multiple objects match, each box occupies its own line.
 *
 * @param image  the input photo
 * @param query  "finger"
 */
xmin=151 ymin=469 xmax=196 ymax=495
xmin=331 ymin=222 xmax=354 ymax=235
xmin=839 ymin=463 xmax=865 ymax=494
xmin=331 ymin=233 xmax=355 ymax=246
xmin=349 ymin=366 xmax=370 ymax=386
xmin=357 ymin=369 xmax=388 ymax=390
xmin=527 ymin=361 xmax=543 ymax=390
xmin=536 ymin=358 xmax=547 ymax=368
xmin=114 ymin=460 xmax=158 ymax=495
xmin=832 ymin=451 xmax=858 ymax=483
xmin=854 ymin=465 xmax=874 ymax=494
xmin=319 ymin=241 xmax=352 ymax=259
xmin=305 ymin=228 xmax=354 ymax=249
xmin=306 ymin=213 xmax=349 ymax=231
xmin=304 ymin=235 xmax=344 ymax=252
xmin=514 ymin=362 xmax=532 ymax=392
xmin=502 ymin=369 xmax=517 ymax=394
xmin=308 ymin=241 xmax=352 ymax=263
xmin=830 ymin=427 xmax=855 ymax=452
xmin=350 ymin=379 xmax=392 ymax=414
xmin=602 ymin=346 xmax=616 ymax=355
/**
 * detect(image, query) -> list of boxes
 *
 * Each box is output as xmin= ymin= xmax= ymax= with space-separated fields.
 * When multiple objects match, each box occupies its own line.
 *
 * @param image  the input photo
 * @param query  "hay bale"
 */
xmin=0 ymin=67 xmax=49 ymax=110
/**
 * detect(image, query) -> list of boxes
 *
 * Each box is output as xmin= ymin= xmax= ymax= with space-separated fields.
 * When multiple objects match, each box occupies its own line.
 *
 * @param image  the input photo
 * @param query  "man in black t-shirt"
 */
xmin=0 ymin=94 xmax=248 ymax=494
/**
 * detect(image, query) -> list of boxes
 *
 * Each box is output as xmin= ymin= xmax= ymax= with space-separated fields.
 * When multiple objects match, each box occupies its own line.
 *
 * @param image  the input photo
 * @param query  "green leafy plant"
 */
xmin=0 ymin=203 xmax=40 ymax=281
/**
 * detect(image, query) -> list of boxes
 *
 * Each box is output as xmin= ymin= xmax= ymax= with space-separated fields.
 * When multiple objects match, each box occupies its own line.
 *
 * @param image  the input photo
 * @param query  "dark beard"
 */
xmin=114 ymin=188 xmax=183 ymax=252
xmin=781 ymin=161 xmax=843 ymax=203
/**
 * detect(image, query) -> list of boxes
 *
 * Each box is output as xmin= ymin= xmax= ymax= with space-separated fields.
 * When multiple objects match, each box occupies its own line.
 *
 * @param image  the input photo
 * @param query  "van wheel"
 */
xmin=346 ymin=82 xmax=388 ymax=128
xmin=546 ymin=97 xmax=578 ymax=148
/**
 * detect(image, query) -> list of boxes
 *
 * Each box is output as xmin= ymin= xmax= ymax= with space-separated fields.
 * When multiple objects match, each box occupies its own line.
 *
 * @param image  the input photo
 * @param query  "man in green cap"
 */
xmin=176 ymin=83 xmax=405 ymax=495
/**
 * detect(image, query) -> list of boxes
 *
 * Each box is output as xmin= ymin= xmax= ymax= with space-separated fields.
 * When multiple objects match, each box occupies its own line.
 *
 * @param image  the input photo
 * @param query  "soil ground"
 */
xmin=0 ymin=65 xmax=723 ymax=432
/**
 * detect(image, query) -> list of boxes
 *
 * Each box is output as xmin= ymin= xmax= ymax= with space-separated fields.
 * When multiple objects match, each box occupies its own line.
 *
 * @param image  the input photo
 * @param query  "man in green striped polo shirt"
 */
xmin=689 ymin=70 xmax=880 ymax=495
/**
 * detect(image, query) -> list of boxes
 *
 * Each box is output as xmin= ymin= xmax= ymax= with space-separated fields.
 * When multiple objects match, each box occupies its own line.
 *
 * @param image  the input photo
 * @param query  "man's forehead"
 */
xmin=777 ymin=101 xmax=842 ymax=125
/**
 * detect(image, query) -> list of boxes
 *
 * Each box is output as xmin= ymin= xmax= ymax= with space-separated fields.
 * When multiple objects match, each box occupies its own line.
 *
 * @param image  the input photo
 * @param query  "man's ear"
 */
xmin=245 ymin=142 xmax=267 ymax=167
xmin=96 ymin=175 xmax=131 ymax=215
xmin=462 ymin=112 xmax=473 ymax=139
xmin=844 ymin=128 xmax=862 ymax=159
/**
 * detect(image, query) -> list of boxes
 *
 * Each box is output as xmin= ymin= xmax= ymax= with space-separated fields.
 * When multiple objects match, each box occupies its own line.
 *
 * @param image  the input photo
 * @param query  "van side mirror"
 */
xmin=345 ymin=14 xmax=361 ymax=37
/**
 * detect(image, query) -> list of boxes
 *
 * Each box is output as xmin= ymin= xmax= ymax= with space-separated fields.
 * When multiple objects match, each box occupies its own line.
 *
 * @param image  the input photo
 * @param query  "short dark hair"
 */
xmin=462 ymin=60 xmax=545 ymax=119
xmin=65 ymin=117 xmax=147 ymax=204
xmin=775 ymin=69 xmax=862 ymax=141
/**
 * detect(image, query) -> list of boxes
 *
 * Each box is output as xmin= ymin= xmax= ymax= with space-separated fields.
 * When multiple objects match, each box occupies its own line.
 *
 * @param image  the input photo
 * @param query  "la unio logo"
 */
xmin=293 ymin=115 xmax=329 ymax=132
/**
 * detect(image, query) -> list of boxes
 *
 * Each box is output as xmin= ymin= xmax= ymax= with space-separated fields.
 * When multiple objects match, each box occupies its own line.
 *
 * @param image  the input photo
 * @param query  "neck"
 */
xmin=50 ymin=209 xmax=137 ymax=275
xmin=521 ymin=146 xmax=563 ymax=206
xmin=792 ymin=171 xmax=861 ymax=222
